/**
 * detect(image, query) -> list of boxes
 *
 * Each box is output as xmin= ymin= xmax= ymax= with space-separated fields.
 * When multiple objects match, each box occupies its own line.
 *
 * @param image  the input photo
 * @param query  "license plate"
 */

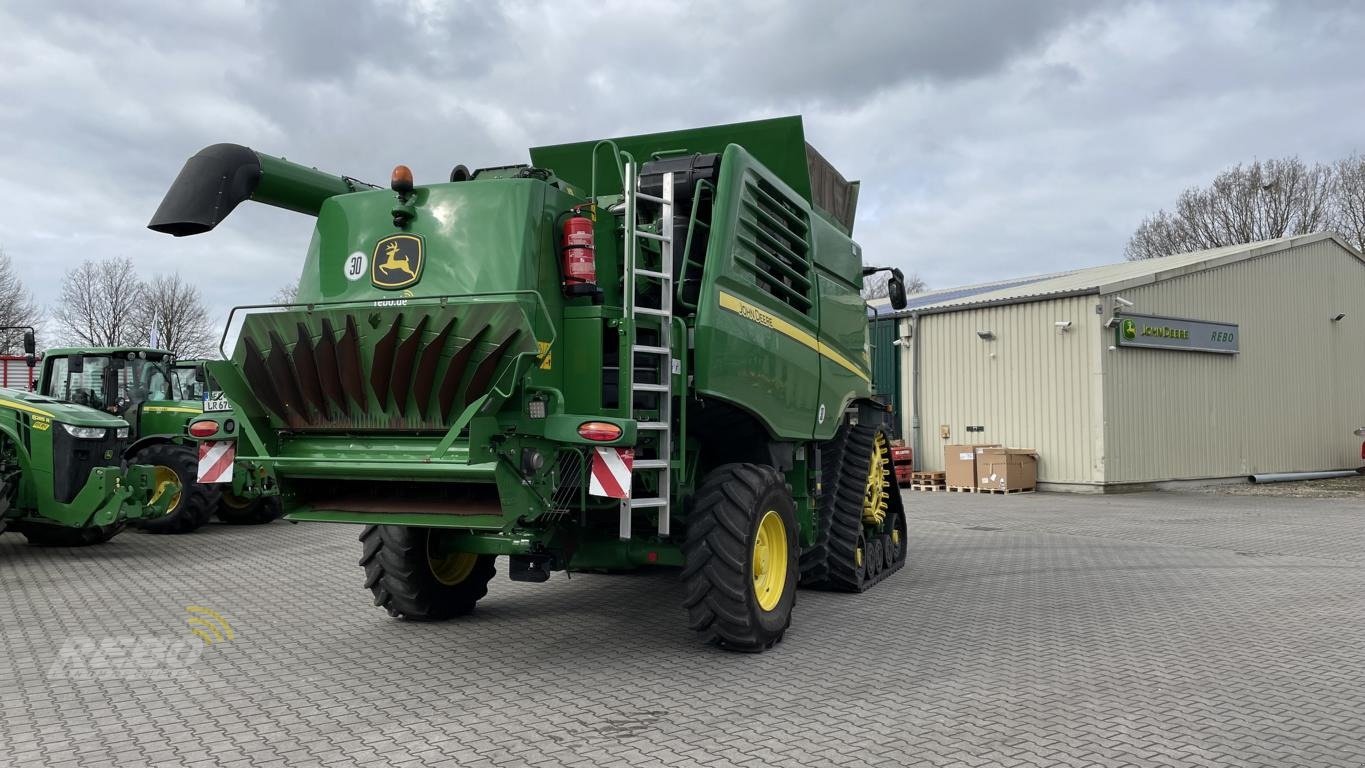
xmin=203 ymin=390 xmax=231 ymax=412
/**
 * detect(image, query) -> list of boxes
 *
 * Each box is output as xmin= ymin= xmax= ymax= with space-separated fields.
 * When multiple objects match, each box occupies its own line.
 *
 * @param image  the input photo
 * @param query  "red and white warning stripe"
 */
xmin=589 ymin=447 xmax=633 ymax=499
xmin=196 ymin=441 xmax=235 ymax=484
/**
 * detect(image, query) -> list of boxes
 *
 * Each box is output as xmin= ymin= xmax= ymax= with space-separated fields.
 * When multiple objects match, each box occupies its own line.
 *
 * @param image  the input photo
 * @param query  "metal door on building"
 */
xmin=868 ymin=316 xmax=901 ymax=438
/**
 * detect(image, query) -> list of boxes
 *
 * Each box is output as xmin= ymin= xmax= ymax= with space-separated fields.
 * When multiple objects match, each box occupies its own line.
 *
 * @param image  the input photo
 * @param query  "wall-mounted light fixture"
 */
xmin=976 ymin=330 xmax=996 ymax=341
xmin=1331 ymin=313 xmax=1347 ymax=322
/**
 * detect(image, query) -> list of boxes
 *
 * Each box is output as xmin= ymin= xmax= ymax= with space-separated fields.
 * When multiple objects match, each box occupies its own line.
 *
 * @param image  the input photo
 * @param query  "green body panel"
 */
xmin=0 ymin=387 xmax=174 ymax=531
xmin=532 ymin=115 xmax=814 ymax=204
xmin=153 ymin=117 xmax=881 ymax=572
xmin=692 ymin=145 xmax=872 ymax=442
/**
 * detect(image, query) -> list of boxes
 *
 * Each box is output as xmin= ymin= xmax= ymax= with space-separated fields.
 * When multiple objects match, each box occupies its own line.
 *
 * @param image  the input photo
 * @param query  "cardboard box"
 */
xmin=977 ymin=448 xmax=1038 ymax=491
xmin=944 ymin=444 xmax=1000 ymax=488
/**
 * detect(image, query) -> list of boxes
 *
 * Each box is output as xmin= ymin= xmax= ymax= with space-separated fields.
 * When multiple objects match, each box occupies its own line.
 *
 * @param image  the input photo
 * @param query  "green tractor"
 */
xmin=36 ymin=348 xmax=279 ymax=532
xmin=0 ymin=331 xmax=178 ymax=545
xmin=151 ymin=116 xmax=909 ymax=651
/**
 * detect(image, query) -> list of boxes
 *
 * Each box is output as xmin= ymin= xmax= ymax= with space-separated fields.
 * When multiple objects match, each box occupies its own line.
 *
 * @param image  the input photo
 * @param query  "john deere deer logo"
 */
xmin=1121 ymin=318 xmax=1137 ymax=341
xmin=371 ymin=234 xmax=423 ymax=290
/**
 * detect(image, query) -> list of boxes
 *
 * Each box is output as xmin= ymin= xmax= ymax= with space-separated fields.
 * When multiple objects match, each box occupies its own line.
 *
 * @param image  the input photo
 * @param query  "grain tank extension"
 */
xmin=150 ymin=116 xmax=910 ymax=651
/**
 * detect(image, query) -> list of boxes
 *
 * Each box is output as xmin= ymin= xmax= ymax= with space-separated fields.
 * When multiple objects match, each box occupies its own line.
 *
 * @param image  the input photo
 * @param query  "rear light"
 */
xmin=577 ymin=421 xmax=622 ymax=442
xmin=189 ymin=421 xmax=219 ymax=438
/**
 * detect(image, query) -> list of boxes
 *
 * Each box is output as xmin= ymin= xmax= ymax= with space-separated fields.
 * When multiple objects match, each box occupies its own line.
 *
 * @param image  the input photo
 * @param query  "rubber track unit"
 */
xmin=216 ymin=494 xmax=283 ymax=525
xmin=135 ymin=443 xmax=220 ymax=534
xmin=359 ymin=525 xmax=496 ymax=621
xmin=15 ymin=521 xmax=125 ymax=547
xmin=823 ymin=423 xmax=907 ymax=593
xmin=681 ymin=463 xmax=798 ymax=652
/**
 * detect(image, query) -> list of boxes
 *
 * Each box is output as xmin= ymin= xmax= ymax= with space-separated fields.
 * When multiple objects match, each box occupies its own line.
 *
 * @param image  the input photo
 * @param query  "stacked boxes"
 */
xmin=943 ymin=444 xmax=1000 ymax=490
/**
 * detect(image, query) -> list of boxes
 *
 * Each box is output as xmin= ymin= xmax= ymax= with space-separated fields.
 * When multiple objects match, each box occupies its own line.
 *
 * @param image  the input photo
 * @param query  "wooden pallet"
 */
xmin=946 ymin=485 xmax=977 ymax=493
xmin=977 ymin=487 xmax=1036 ymax=495
xmin=910 ymin=471 xmax=945 ymax=481
xmin=911 ymin=483 xmax=946 ymax=492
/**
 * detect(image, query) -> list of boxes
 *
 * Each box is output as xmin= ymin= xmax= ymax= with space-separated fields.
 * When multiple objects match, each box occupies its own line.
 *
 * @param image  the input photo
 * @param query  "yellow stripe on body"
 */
xmin=143 ymin=406 xmax=203 ymax=414
xmin=0 ymin=397 xmax=54 ymax=419
xmin=717 ymin=291 xmax=870 ymax=383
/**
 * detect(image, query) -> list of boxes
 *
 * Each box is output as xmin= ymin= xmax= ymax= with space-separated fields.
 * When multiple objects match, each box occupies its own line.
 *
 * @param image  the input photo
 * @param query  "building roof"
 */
xmin=889 ymin=232 xmax=1363 ymax=316
xmin=867 ymin=272 xmax=1071 ymax=318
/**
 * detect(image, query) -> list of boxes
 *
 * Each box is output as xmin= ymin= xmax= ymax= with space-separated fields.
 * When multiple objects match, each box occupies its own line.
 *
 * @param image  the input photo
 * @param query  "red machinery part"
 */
xmin=561 ymin=213 xmax=596 ymax=291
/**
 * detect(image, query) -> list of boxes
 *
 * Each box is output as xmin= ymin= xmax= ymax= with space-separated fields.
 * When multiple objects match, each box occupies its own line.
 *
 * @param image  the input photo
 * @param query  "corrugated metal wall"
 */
xmin=910 ymin=295 xmax=1103 ymax=484
xmin=1102 ymin=240 xmax=1365 ymax=482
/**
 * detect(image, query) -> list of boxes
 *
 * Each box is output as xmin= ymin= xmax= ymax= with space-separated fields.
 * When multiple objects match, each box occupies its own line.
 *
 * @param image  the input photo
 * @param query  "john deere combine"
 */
xmin=150 ymin=117 xmax=908 ymax=651
xmin=0 ymin=333 xmax=178 ymax=545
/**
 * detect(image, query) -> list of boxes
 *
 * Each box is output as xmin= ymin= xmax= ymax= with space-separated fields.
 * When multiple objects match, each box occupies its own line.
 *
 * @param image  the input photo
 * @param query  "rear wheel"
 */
xmin=16 ymin=521 xmax=126 ymax=547
xmin=216 ymin=490 xmax=282 ymax=525
xmin=133 ymin=443 xmax=218 ymax=534
xmin=682 ymin=463 xmax=798 ymax=652
xmin=359 ymin=525 xmax=496 ymax=620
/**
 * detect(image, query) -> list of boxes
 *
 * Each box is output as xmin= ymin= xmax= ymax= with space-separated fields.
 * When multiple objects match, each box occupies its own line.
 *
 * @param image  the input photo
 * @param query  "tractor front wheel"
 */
xmin=359 ymin=525 xmax=496 ymax=621
xmin=132 ymin=443 xmax=219 ymax=535
xmin=682 ymin=463 xmax=798 ymax=652
xmin=216 ymin=490 xmax=282 ymax=525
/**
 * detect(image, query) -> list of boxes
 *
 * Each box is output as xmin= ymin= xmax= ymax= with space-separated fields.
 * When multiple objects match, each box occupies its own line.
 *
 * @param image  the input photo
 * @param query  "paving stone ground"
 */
xmin=1 ymin=489 xmax=1361 ymax=767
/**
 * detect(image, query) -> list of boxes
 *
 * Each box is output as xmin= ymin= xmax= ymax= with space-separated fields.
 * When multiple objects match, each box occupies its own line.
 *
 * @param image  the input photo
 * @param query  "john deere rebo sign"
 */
xmin=1115 ymin=314 xmax=1238 ymax=354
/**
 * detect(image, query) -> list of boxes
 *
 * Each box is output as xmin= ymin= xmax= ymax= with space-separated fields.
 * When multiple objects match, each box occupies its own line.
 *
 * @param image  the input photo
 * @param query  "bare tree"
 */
xmin=134 ymin=273 xmax=215 ymax=358
xmin=1126 ymin=157 xmax=1336 ymax=260
xmin=53 ymin=257 xmax=144 ymax=347
xmin=0 ymin=247 xmax=42 ymax=353
xmin=862 ymin=270 xmax=926 ymax=301
xmin=272 ymin=283 xmax=299 ymax=304
xmin=1335 ymin=153 xmax=1365 ymax=254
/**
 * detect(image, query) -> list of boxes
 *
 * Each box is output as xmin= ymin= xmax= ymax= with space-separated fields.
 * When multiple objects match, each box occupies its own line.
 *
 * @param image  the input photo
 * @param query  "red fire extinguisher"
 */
xmin=561 ymin=207 xmax=597 ymax=295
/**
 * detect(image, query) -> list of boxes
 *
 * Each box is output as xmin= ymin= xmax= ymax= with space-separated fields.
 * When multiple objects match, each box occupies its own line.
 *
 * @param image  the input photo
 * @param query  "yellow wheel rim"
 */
xmin=149 ymin=465 xmax=182 ymax=511
xmin=221 ymin=489 xmax=251 ymax=509
xmin=751 ymin=510 xmax=788 ymax=612
xmin=855 ymin=546 xmax=864 ymax=569
xmin=427 ymin=531 xmax=477 ymax=585
xmin=862 ymin=432 xmax=890 ymax=525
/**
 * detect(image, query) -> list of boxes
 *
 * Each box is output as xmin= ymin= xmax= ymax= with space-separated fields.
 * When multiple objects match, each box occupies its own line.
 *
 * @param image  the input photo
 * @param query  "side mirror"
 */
xmin=887 ymin=269 xmax=908 ymax=311
xmin=22 ymin=330 xmax=35 ymax=356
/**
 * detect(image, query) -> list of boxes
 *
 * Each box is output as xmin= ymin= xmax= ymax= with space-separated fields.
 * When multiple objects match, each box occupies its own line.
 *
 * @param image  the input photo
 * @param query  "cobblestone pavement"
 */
xmin=1 ymin=490 xmax=1361 ymax=767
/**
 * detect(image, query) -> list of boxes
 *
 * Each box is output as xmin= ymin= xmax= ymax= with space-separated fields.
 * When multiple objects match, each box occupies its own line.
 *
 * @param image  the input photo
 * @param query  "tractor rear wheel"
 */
xmin=216 ymin=491 xmax=282 ymax=525
xmin=682 ymin=463 xmax=798 ymax=652
xmin=359 ymin=525 xmax=496 ymax=621
xmin=16 ymin=521 xmax=125 ymax=547
xmin=133 ymin=443 xmax=218 ymax=534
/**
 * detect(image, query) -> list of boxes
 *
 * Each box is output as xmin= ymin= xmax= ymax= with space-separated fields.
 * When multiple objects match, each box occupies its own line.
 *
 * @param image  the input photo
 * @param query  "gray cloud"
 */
xmin=1 ymin=0 xmax=1362 ymax=339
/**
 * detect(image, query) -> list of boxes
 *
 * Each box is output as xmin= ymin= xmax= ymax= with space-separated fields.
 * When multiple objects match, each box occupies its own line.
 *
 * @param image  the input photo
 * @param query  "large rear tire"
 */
xmin=216 ymin=491 xmax=282 ymax=525
xmin=359 ymin=525 xmax=496 ymax=621
xmin=682 ymin=463 xmax=798 ymax=652
xmin=17 ymin=522 xmax=125 ymax=547
xmin=133 ymin=443 xmax=218 ymax=535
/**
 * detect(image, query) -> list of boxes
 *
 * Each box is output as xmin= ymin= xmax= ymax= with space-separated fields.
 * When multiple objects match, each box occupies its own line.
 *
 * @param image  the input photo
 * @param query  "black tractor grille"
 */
xmin=52 ymin=428 xmax=123 ymax=504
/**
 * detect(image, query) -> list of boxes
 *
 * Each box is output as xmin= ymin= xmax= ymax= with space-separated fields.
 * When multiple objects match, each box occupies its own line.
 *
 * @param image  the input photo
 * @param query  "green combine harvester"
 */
xmin=36 ymin=348 xmax=280 ymax=531
xmin=0 ymin=331 xmax=178 ymax=545
xmin=150 ymin=116 xmax=908 ymax=651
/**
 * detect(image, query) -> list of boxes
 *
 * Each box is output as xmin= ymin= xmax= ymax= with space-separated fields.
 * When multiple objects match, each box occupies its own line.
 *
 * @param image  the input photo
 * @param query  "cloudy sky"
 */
xmin=2 ymin=0 xmax=1363 ymax=334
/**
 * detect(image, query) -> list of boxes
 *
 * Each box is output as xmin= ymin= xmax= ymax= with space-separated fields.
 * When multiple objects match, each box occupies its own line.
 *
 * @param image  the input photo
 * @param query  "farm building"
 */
xmin=870 ymin=232 xmax=1365 ymax=491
